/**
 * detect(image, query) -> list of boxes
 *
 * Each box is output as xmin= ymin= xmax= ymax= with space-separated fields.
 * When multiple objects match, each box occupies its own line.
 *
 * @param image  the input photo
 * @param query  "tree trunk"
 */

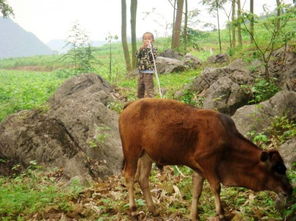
xmin=231 ymin=0 xmax=236 ymax=48
xmin=237 ymin=0 xmax=242 ymax=47
xmin=276 ymin=0 xmax=281 ymax=32
xmin=172 ymin=0 xmax=177 ymax=32
xmin=130 ymin=0 xmax=137 ymax=69
xmin=216 ymin=0 xmax=222 ymax=53
xmin=183 ymin=0 xmax=188 ymax=52
xmin=250 ymin=0 xmax=254 ymax=44
xmin=121 ymin=0 xmax=132 ymax=72
xmin=171 ymin=0 xmax=184 ymax=49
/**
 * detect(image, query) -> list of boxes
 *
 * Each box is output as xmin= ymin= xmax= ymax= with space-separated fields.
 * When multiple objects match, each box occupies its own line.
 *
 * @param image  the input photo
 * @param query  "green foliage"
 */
xmin=247 ymin=78 xmax=279 ymax=104
xmin=88 ymin=125 xmax=111 ymax=148
xmin=247 ymin=115 xmax=296 ymax=148
xmin=240 ymin=4 xmax=296 ymax=78
xmin=180 ymin=89 xmax=196 ymax=106
xmin=0 ymin=70 xmax=65 ymax=122
xmin=107 ymin=101 xmax=124 ymax=113
xmin=0 ymin=166 xmax=83 ymax=219
xmin=181 ymin=28 xmax=210 ymax=50
xmin=283 ymin=169 xmax=296 ymax=218
xmin=268 ymin=116 xmax=296 ymax=144
xmin=0 ymin=0 xmax=13 ymax=17
xmin=61 ymin=22 xmax=99 ymax=74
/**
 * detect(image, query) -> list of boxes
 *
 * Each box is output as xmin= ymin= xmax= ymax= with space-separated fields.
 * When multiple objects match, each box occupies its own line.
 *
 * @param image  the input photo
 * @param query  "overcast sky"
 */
xmin=6 ymin=0 xmax=294 ymax=44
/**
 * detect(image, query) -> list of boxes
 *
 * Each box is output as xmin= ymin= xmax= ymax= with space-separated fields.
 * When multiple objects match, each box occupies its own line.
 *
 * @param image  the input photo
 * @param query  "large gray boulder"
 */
xmin=176 ymin=59 xmax=253 ymax=114
xmin=159 ymin=48 xmax=183 ymax=60
xmin=203 ymin=76 xmax=250 ymax=114
xmin=279 ymin=138 xmax=296 ymax=170
xmin=156 ymin=56 xmax=186 ymax=74
xmin=183 ymin=53 xmax=202 ymax=69
xmin=269 ymin=47 xmax=296 ymax=92
xmin=0 ymin=74 xmax=123 ymax=181
xmin=207 ymin=53 xmax=229 ymax=64
xmin=232 ymin=90 xmax=296 ymax=137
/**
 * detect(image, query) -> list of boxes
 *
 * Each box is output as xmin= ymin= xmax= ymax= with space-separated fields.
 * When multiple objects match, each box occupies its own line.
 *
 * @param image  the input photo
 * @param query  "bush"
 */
xmin=248 ymin=78 xmax=279 ymax=104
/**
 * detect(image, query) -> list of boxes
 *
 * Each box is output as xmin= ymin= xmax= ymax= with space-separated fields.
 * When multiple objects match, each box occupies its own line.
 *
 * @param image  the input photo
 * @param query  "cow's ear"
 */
xmin=260 ymin=151 xmax=269 ymax=162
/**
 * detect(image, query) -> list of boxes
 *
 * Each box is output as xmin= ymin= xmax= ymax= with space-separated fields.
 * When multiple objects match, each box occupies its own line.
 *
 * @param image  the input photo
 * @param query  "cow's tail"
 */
xmin=121 ymin=157 xmax=126 ymax=172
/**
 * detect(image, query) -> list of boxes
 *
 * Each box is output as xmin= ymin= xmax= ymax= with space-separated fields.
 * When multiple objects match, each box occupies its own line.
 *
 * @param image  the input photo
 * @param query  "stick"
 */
xmin=149 ymin=43 xmax=163 ymax=98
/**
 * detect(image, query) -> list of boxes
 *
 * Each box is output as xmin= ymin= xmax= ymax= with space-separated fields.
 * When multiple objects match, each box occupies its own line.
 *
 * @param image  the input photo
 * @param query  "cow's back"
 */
xmin=119 ymin=98 xmax=227 ymax=166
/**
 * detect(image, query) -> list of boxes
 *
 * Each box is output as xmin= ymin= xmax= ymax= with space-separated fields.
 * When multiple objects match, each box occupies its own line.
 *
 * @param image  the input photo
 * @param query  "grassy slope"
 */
xmin=0 ymin=15 xmax=295 ymax=221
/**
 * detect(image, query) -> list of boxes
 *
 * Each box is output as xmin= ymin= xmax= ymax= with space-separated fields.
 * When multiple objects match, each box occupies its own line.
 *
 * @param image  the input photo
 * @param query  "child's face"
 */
xmin=143 ymin=34 xmax=154 ymax=47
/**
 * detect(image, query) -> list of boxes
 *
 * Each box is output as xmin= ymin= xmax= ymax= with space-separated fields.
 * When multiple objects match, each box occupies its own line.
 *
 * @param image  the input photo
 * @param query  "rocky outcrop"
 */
xmin=176 ymin=59 xmax=253 ymax=114
xmin=207 ymin=53 xmax=229 ymax=64
xmin=232 ymin=90 xmax=296 ymax=137
xmin=269 ymin=46 xmax=296 ymax=92
xmin=156 ymin=49 xmax=201 ymax=74
xmin=156 ymin=56 xmax=186 ymax=74
xmin=159 ymin=49 xmax=182 ymax=60
xmin=0 ymin=74 xmax=123 ymax=181
xmin=279 ymin=138 xmax=296 ymax=170
xmin=183 ymin=53 xmax=202 ymax=69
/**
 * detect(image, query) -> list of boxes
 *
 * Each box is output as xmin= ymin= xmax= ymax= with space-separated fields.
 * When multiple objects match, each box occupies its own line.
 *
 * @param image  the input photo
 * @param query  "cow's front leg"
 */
xmin=190 ymin=172 xmax=205 ymax=221
xmin=209 ymin=180 xmax=225 ymax=220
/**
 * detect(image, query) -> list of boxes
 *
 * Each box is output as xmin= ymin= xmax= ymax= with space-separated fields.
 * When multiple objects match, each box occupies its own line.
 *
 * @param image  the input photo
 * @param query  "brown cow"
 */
xmin=119 ymin=98 xmax=293 ymax=220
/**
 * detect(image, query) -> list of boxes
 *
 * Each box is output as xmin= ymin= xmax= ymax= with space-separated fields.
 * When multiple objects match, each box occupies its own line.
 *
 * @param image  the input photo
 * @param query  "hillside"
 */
xmin=0 ymin=17 xmax=53 ymax=59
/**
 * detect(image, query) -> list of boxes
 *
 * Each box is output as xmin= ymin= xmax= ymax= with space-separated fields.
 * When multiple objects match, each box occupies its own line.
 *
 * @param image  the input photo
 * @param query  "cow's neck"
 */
xmin=219 ymin=137 xmax=265 ymax=191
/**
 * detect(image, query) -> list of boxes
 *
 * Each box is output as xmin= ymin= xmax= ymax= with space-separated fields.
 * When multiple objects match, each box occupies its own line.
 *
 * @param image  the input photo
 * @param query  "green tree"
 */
xmin=202 ymin=0 xmax=227 ymax=53
xmin=241 ymin=4 xmax=296 ymax=79
xmin=250 ymin=0 xmax=254 ymax=44
xmin=121 ymin=0 xmax=132 ymax=73
xmin=237 ymin=0 xmax=242 ymax=47
xmin=106 ymin=33 xmax=118 ymax=81
xmin=183 ymin=0 xmax=188 ymax=52
xmin=171 ymin=0 xmax=184 ymax=49
xmin=63 ymin=22 xmax=97 ymax=74
xmin=0 ymin=0 xmax=13 ymax=17
xmin=231 ymin=0 xmax=236 ymax=48
xmin=130 ymin=0 xmax=138 ymax=69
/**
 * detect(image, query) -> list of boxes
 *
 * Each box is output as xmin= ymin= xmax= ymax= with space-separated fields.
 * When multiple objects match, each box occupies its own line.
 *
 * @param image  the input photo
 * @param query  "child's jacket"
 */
xmin=136 ymin=47 xmax=157 ymax=72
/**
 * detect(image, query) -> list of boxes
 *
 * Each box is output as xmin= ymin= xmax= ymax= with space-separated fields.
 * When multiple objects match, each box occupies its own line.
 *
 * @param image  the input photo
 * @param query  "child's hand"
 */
xmin=141 ymin=40 xmax=151 ymax=49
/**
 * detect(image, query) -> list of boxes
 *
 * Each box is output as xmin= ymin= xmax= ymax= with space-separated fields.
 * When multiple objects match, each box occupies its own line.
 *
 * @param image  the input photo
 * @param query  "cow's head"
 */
xmin=260 ymin=150 xmax=293 ymax=197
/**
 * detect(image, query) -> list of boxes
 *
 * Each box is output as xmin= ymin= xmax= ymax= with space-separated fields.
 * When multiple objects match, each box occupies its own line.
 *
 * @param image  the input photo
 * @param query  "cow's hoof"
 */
xmin=207 ymin=215 xmax=225 ymax=221
xmin=148 ymin=206 xmax=160 ymax=216
xmin=129 ymin=206 xmax=138 ymax=217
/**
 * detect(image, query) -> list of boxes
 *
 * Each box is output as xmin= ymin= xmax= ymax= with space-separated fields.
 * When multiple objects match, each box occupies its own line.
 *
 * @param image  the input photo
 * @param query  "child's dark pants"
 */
xmin=137 ymin=73 xmax=154 ymax=98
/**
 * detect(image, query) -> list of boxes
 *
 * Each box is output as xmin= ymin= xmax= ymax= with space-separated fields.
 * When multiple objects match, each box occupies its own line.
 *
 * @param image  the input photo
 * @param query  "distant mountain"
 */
xmin=0 ymin=17 xmax=53 ymax=59
xmin=46 ymin=39 xmax=69 ymax=53
xmin=47 ymin=39 xmax=106 ymax=53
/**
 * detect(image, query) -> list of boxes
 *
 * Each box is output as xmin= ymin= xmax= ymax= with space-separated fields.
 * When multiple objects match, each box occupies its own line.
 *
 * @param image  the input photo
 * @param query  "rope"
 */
xmin=149 ymin=42 xmax=163 ymax=98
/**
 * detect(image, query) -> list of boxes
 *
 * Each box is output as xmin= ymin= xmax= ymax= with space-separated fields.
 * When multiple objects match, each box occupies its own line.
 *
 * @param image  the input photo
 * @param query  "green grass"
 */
xmin=117 ymin=68 xmax=201 ymax=101
xmin=0 ymin=167 xmax=83 ymax=220
xmin=0 ymin=69 xmax=65 ymax=121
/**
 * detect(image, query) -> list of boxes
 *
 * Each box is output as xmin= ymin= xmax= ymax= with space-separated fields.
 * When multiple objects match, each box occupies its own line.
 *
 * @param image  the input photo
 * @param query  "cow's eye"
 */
xmin=273 ymin=164 xmax=286 ymax=175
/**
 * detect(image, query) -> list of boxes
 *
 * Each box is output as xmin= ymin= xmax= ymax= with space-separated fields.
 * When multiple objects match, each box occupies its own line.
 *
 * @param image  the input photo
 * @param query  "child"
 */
xmin=136 ymin=32 xmax=157 ymax=98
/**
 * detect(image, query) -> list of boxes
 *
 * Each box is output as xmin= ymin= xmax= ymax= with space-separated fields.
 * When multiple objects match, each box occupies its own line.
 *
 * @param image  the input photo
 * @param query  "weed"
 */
xmin=88 ymin=125 xmax=111 ymax=148
xmin=247 ymin=78 xmax=279 ymax=104
xmin=180 ymin=89 xmax=197 ymax=106
xmin=107 ymin=101 xmax=124 ymax=113
xmin=0 ymin=167 xmax=82 ymax=219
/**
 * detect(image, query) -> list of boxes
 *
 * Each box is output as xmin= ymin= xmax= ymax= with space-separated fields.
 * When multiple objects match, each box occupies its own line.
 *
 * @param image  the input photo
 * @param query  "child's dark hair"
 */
xmin=142 ymin=32 xmax=154 ymax=41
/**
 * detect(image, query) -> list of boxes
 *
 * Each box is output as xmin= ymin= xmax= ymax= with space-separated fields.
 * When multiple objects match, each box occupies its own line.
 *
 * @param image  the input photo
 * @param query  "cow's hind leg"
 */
xmin=190 ymin=172 xmax=205 ymax=221
xmin=137 ymin=153 xmax=159 ymax=216
xmin=123 ymin=155 xmax=139 ymax=216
